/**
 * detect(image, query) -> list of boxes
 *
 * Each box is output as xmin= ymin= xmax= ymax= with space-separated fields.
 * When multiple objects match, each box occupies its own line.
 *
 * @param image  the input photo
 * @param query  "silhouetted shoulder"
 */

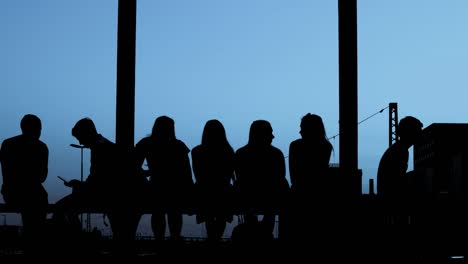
xmin=324 ymin=139 xmax=333 ymax=150
xmin=38 ymin=139 xmax=48 ymax=149
xmin=191 ymin=145 xmax=202 ymax=155
xmin=175 ymin=139 xmax=190 ymax=154
xmin=235 ymin=145 xmax=248 ymax=155
xmin=95 ymin=135 xmax=115 ymax=149
xmin=0 ymin=135 xmax=48 ymax=155
xmin=379 ymin=142 xmax=408 ymax=168
xmin=289 ymin=138 xmax=301 ymax=149
xmin=291 ymin=138 xmax=331 ymax=149
xmin=135 ymin=136 xmax=154 ymax=155
xmin=270 ymin=145 xmax=285 ymax=158
xmin=0 ymin=137 xmax=13 ymax=158
xmin=1 ymin=135 xmax=23 ymax=147
xmin=135 ymin=136 xmax=152 ymax=148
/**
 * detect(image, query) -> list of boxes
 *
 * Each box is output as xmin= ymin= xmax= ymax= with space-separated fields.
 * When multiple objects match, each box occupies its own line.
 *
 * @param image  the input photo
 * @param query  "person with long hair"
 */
xmin=289 ymin=113 xmax=333 ymax=196
xmin=191 ymin=119 xmax=235 ymax=241
xmin=135 ymin=116 xmax=193 ymax=241
xmin=287 ymin=113 xmax=333 ymax=240
xmin=234 ymin=120 xmax=289 ymax=237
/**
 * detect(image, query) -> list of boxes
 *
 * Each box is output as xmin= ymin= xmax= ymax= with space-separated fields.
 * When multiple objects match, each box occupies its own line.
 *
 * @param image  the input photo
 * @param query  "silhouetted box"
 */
xmin=414 ymin=123 xmax=468 ymax=200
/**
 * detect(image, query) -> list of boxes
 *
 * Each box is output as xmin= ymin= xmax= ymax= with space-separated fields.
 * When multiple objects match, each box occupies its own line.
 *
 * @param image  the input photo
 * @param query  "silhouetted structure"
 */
xmin=191 ymin=120 xmax=234 ymax=241
xmin=389 ymin=102 xmax=399 ymax=147
xmin=115 ymin=0 xmax=137 ymax=148
xmin=234 ymin=120 xmax=289 ymax=237
xmin=414 ymin=123 xmax=468 ymax=200
xmin=135 ymin=116 xmax=194 ymax=241
xmin=338 ymin=0 xmax=360 ymax=196
xmin=0 ymin=114 xmax=49 ymax=254
xmin=412 ymin=123 xmax=468 ymax=255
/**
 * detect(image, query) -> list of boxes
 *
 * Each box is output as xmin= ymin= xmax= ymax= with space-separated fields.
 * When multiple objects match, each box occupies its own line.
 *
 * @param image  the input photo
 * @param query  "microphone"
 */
xmin=70 ymin=144 xmax=85 ymax=149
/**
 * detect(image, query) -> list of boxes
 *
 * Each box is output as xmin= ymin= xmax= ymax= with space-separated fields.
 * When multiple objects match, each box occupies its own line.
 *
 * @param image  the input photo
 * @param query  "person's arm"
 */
xmin=182 ymin=150 xmax=194 ymax=186
xmin=134 ymin=141 xmax=145 ymax=167
xmin=277 ymin=148 xmax=288 ymax=190
xmin=0 ymin=141 xmax=10 ymax=185
xmin=0 ymin=141 xmax=5 ymax=170
xmin=288 ymin=142 xmax=299 ymax=189
xmin=64 ymin=179 xmax=83 ymax=189
xmin=233 ymin=149 xmax=245 ymax=191
xmin=0 ymin=141 xmax=3 ymax=163
xmin=191 ymin=147 xmax=203 ymax=183
xmin=325 ymin=141 xmax=333 ymax=165
xmin=134 ymin=140 xmax=150 ymax=178
xmin=39 ymin=144 xmax=49 ymax=183
xmin=227 ymin=151 xmax=236 ymax=185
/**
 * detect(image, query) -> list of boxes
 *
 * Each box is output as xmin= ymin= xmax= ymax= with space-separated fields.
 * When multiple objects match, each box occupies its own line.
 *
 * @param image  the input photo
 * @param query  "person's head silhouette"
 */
xmin=20 ymin=114 xmax=42 ymax=140
xmin=299 ymin=113 xmax=327 ymax=141
xmin=151 ymin=116 xmax=176 ymax=141
xmin=248 ymin=120 xmax=274 ymax=146
xmin=202 ymin=119 xmax=228 ymax=146
xmin=398 ymin=116 xmax=423 ymax=147
xmin=72 ymin=118 xmax=98 ymax=147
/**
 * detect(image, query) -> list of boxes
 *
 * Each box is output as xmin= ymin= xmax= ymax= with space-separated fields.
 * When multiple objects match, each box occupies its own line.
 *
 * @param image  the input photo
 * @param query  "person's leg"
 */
xmin=151 ymin=212 xmax=166 ymax=241
xmin=20 ymin=208 xmax=47 ymax=255
xmin=261 ymin=213 xmax=276 ymax=234
xmin=205 ymin=218 xmax=216 ymax=241
xmin=21 ymin=209 xmax=45 ymax=239
xmin=212 ymin=218 xmax=226 ymax=241
xmin=49 ymin=194 xmax=84 ymax=255
xmin=167 ymin=212 xmax=183 ymax=240
xmin=108 ymin=211 xmax=140 ymax=256
xmin=52 ymin=194 xmax=82 ymax=233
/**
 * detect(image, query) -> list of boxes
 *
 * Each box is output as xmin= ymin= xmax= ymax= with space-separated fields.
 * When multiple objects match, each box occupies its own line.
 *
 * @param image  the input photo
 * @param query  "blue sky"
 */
xmin=2 ymin=0 xmax=468 ymax=235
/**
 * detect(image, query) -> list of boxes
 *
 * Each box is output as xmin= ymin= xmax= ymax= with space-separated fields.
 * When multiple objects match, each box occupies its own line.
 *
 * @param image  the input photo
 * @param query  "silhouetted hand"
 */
xmin=64 ymin=179 xmax=83 ymax=189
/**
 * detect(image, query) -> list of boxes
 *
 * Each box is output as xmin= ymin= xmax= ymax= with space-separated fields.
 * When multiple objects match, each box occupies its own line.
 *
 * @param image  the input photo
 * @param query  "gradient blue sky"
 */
xmin=2 ymin=0 xmax=468 ymax=235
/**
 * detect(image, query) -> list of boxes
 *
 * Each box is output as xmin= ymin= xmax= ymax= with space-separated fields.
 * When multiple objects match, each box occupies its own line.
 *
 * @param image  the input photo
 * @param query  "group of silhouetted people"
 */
xmin=1 ymin=113 xmax=424 ymax=255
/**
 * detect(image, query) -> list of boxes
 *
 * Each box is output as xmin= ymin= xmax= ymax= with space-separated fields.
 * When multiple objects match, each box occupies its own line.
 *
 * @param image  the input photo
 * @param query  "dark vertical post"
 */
xmin=116 ymin=0 xmax=137 ymax=147
xmin=338 ymin=0 xmax=360 ymax=195
xmin=369 ymin=178 xmax=375 ymax=196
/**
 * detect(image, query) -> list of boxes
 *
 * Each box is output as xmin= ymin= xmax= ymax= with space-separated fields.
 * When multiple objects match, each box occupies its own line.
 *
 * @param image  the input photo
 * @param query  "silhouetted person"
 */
xmin=288 ymin=113 xmax=332 ymax=240
xmin=53 ymin=118 xmax=141 ymax=255
xmin=192 ymin=120 xmax=235 ymax=242
xmin=289 ymin=113 xmax=333 ymax=196
xmin=0 ymin=114 xmax=48 ymax=254
xmin=135 ymin=116 xmax=194 ymax=241
xmin=377 ymin=116 xmax=423 ymax=224
xmin=234 ymin=120 xmax=289 ymax=237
